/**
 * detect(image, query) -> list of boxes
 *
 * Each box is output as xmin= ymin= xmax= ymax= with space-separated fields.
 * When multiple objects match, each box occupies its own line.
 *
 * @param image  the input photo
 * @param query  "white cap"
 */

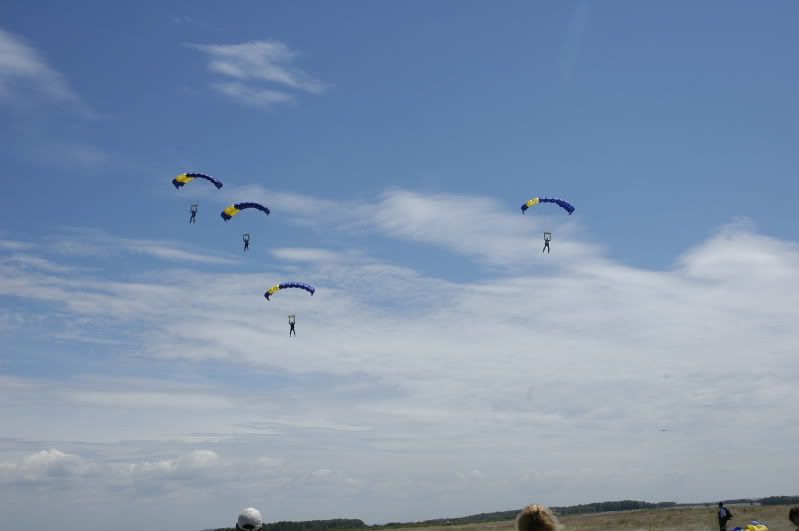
xmin=237 ymin=508 xmax=263 ymax=531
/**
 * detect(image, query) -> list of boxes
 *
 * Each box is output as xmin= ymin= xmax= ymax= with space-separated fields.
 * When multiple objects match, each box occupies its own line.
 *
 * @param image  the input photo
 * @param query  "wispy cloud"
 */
xmin=48 ymin=228 xmax=237 ymax=265
xmin=188 ymin=40 xmax=325 ymax=108
xmin=0 ymin=28 xmax=92 ymax=116
xmin=27 ymin=141 xmax=109 ymax=170
xmin=0 ymin=239 xmax=33 ymax=251
xmin=172 ymin=15 xmax=194 ymax=25
xmin=0 ymin=252 xmax=74 ymax=273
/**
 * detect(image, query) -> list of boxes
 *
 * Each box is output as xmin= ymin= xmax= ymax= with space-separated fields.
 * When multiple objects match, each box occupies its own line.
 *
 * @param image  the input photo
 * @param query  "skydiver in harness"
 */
xmin=543 ymin=232 xmax=551 ymax=254
xmin=288 ymin=314 xmax=296 ymax=337
xmin=717 ymin=502 xmax=733 ymax=531
xmin=243 ymin=233 xmax=250 ymax=252
xmin=189 ymin=204 xmax=198 ymax=223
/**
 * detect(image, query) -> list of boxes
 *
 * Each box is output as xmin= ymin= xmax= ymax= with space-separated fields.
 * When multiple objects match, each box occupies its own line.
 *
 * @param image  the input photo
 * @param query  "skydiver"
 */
xmin=717 ymin=502 xmax=733 ymax=531
xmin=289 ymin=314 xmax=296 ymax=337
xmin=189 ymin=204 xmax=198 ymax=223
xmin=543 ymin=232 xmax=551 ymax=254
xmin=243 ymin=234 xmax=250 ymax=252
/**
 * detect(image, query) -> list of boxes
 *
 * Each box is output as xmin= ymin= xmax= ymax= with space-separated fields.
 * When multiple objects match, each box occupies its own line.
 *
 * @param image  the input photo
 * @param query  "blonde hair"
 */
xmin=515 ymin=504 xmax=563 ymax=531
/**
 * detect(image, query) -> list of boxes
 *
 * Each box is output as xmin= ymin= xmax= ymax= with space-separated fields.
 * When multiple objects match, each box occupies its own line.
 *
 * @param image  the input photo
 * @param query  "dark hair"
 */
xmin=788 ymin=506 xmax=799 ymax=526
xmin=719 ymin=502 xmax=724 ymax=507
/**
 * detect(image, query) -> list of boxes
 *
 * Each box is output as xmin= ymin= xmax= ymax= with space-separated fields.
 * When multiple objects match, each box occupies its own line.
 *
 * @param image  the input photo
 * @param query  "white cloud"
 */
xmin=271 ymin=247 xmax=350 ymax=263
xmin=369 ymin=189 xmax=595 ymax=266
xmin=188 ymin=40 xmax=325 ymax=108
xmin=0 ymin=448 xmax=222 ymax=486
xmin=0 ymin=449 xmax=97 ymax=483
xmin=212 ymin=81 xmax=296 ymax=108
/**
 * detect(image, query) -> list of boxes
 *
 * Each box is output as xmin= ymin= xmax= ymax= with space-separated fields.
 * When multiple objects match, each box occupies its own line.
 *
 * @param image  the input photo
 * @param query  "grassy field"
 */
xmin=382 ymin=505 xmax=797 ymax=531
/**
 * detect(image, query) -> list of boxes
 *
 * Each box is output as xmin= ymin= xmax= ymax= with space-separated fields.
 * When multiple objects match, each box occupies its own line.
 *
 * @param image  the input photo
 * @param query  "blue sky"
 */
xmin=1 ymin=2 xmax=798 ymax=531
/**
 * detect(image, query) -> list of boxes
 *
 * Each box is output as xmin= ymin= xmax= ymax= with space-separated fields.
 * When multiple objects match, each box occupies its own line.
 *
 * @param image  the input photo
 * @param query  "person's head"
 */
xmin=237 ymin=508 xmax=263 ymax=531
xmin=719 ymin=502 xmax=724 ymax=507
xmin=516 ymin=504 xmax=563 ymax=531
xmin=788 ymin=506 xmax=799 ymax=526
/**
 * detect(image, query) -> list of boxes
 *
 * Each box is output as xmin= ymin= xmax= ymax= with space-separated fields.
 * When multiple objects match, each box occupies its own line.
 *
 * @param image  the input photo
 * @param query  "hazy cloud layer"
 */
xmin=1 ymin=190 xmax=797 ymax=530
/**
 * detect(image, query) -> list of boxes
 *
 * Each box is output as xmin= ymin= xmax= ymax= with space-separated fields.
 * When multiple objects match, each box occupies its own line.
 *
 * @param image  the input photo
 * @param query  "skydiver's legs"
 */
xmin=289 ymin=324 xmax=296 ymax=337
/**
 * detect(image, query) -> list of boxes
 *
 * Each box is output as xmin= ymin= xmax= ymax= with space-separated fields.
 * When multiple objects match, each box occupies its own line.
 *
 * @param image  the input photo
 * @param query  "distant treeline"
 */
xmin=211 ymin=496 xmax=799 ymax=531
xmin=552 ymin=500 xmax=678 ymax=515
xmin=759 ymin=496 xmax=799 ymax=506
xmin=376 ymin=501 xmax=678 ymax=528
xmin=214 ymin=519 xmax=366 ymax=531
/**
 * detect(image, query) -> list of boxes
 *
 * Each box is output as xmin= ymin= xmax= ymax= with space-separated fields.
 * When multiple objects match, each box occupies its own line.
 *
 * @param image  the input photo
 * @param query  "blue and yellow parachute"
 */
xmin=521 ymin=197 xmax=575 ymax=215
xmin=172 ymin=172 xmax=224 ymax=190
xmin=264 ymin=282 xmax=316 ymax=300
xmin=221 ymin=202 xmax=271 ymax=221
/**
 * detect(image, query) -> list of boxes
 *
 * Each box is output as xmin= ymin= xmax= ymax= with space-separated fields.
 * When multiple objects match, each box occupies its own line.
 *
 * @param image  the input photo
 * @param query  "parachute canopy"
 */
xmin=172 ymin=172 xmax=223 ymax=190
xmin=521 ymin=197 xmax=574 ymax=215
xmin=264 ymin=282 xmax=316 ymax=300
xmin=221 ymin=202 xmax=270 ymax=221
